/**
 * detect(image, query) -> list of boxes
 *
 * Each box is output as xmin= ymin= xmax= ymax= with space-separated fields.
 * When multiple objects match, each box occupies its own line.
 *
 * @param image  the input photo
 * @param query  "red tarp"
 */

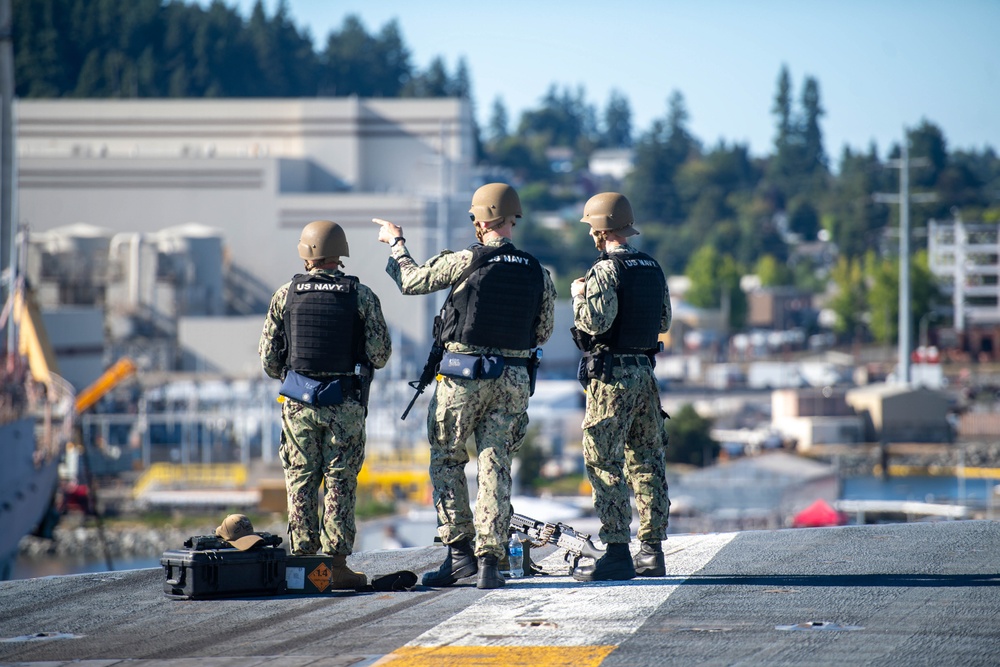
xmin=792 ymin=498 xmax=848 ymax=528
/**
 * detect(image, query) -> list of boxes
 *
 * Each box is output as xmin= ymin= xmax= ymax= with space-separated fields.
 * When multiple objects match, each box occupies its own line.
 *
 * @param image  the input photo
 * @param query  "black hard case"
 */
xmin=161 ymin=546 xmax=288 ymax=599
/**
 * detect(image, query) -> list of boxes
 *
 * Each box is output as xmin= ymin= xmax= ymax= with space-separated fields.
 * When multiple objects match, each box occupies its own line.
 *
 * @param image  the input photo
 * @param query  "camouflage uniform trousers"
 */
xmin=427 ymin=366 xmax=530 ymax=558
xmin=582 ymin=364 xmax=670 ymax=545
xmin=279 ymin=397 xmax=366 ymax=556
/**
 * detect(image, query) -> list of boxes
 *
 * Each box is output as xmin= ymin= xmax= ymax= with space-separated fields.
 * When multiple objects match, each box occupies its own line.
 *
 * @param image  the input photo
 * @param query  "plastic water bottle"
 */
xmin=507 ymin=532 xmax=524 ymax=579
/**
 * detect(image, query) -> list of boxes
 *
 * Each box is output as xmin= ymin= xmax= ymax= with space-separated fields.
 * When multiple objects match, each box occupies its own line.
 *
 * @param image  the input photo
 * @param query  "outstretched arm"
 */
xmin=375 ymin=217 xmax=469 ymax=295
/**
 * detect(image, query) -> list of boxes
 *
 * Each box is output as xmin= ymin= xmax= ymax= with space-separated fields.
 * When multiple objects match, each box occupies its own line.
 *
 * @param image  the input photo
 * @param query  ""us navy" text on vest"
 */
xmin=488 ymin=255 xmax=531 ymax=266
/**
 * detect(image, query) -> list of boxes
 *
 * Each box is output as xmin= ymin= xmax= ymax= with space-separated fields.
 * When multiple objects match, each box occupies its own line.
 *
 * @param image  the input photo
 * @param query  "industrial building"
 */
xmin=16 ymin=98 xmax=477 ymax=383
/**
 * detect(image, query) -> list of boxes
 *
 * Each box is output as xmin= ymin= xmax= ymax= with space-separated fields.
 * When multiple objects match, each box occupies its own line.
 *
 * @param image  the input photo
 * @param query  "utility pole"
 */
xmin=874 ymin=129 xmax=936 ymax=385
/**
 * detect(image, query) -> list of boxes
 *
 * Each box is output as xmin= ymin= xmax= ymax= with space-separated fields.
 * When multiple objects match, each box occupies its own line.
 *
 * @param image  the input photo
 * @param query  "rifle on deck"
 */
xmin=510 ymin=513 xmax=605 ymax=573
xmin=184 ymin=533 xmax=283 ymax=551
xmin=401 ymin=342 xmax=444 ymax=420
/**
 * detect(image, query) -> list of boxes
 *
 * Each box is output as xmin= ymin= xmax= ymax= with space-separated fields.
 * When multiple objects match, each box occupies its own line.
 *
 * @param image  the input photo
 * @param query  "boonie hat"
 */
xmin=215 ymin=513 xmax=265 ymax=551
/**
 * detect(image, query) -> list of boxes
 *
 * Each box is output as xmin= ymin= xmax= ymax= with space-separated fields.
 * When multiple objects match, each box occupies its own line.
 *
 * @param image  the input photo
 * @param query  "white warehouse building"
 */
xmin=15 ymin=98 xmax=478 ymax=378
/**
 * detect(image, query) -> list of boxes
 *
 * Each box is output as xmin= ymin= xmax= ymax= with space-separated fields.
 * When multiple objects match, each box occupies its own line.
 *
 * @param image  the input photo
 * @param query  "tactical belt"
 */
xmin=578 ymin=352 xmax=651 ymax=385
xmin=280 ymin=371 xmax=361 ymax=406
xmin=614 ymin=355 xmax=651 ymax=368
xmin=437 ymin=352 xmax=530 ymax=380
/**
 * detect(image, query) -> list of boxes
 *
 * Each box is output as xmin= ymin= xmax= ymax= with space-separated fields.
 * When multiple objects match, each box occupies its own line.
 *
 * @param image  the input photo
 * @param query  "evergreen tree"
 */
xmin=827 ymin=144 xmax=888 ymax=259
xmin=769 ymin=64 xmax=795 ymax=192
xmin=372 ymin=20 xmax=411 ymax=95
xmin=449 ymin=57 xmax=472 ymax=98
xmin=405 ymin=56 xmax=449 ymax=97
xmin=518 ymin=84 xmax=595 ymax=148
xmin=602 ymin=89 xmax=632 ymax=148
xmin=487 ymin=97 xmax=509 ymax=144
xmin=801 ymin=76 xmax=827 ymax=171
xmin=626 ymin=90 xmax=698 ymax=224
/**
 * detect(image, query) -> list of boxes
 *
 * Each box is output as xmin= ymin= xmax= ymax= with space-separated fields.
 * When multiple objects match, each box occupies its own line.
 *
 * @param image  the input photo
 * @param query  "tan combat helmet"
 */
xmin=580 ymin=192 xmax=639 ymax=237
xmin=298 ymin=220 xmax=349 ymax=260
xmin=469 ymin=183 xmax=522 ymax=223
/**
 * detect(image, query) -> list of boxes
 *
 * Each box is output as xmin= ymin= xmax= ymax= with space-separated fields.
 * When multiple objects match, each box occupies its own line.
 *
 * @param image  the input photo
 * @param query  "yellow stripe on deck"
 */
xmin=374 ymin=645 xmax=616 ymax=666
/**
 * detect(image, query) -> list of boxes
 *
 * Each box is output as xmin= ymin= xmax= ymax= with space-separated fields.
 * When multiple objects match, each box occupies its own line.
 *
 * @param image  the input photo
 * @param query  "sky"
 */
xmin=215 ymin=0 xmax=999 ymax=161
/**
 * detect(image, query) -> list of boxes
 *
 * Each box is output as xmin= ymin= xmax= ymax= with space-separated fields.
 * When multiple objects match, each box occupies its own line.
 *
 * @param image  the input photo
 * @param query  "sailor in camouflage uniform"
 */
xmin=375 ymin=183 xmax=556 ymax=589
xmin=259 ymin=220 xmax=391 ymax=589
xmin=570 ymin=192 xmax=672 ymax=581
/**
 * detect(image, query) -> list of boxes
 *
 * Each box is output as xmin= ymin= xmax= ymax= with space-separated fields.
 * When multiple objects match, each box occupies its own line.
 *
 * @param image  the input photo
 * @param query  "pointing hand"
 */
xmin=373 ymin=218 xmax=403 ymax=245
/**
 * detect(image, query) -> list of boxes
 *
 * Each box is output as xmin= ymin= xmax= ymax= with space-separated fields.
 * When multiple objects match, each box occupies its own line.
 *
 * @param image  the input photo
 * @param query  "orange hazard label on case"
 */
xmin=308 ymin=563 xmax=331 ymax=592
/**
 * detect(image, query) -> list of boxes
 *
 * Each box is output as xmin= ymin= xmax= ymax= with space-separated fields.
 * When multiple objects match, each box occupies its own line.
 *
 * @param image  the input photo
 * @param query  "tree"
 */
xmin=666 ymin=404 xmax=718 ymax=467
xmin=664 ymin=90 xmax=698 ymax=167
xmin=372 ymin=20 xmax=411 ymax=95
xmin=449 ymin=57 xmax=472 ymax=98
xmin=487 ymin=97 xmax=509 ymax=144
xmin=514 ymin=427 xmax=546 ymax=494
xmin=676 ymin=141 xmax=759 ymax=239
xmin=766 ymin=67 xmax=829 ymax=213
xmin=601 ymin=89 xmax=632 ymax=148
xmin=769 ymin=64 xmax=795 ymax=192
xmin=788 ymin=200 xmax=820 ymax=240
xmin=718 ymin=254 xmax=748 ymax=330
xmin=801 ymin=76 xmax=827 ymax=171
xmin=518 ymin=84 xmax=596 ymax=149
xmin=755 ymin=254 xmax=792 ymax=287
xmin=827 ymin=144 xmax=889 ymax=259
xmin=828 ymin=255 xmax=867 ymax=341
xmin=405 ymin=56 xmax=449 ymax=97
xmin=626 ymin=90 xmax=698 ymax=224
xmin=684 ymin=244 xmax=723 ymax=308
xmin=866 ymin=251 xmax=899 ymax=345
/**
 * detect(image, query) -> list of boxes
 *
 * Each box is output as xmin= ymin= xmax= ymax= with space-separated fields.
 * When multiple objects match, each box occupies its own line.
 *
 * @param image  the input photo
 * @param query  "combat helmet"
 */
xmin=580 ymin=192 xmax=638 ymax=237
xmin=469 ymin=183 xmax=522 ymax=223
xmin=298 ymin=220 xmax=349 ymax=259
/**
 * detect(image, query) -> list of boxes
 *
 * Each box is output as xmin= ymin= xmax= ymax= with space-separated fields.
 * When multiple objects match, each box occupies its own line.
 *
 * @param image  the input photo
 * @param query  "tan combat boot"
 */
xmin=329 ymin=554 xmax=367 ymax=590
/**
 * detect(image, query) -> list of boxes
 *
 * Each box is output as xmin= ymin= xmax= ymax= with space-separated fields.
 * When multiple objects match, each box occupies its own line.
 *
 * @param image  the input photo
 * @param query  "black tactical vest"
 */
xmin=438 ymin=244 xmax=544 ymax=350
xmin=283 ymin=273 xmax=363 ymax=375
xmin=594 ymin=251 xmax=665 ymax=353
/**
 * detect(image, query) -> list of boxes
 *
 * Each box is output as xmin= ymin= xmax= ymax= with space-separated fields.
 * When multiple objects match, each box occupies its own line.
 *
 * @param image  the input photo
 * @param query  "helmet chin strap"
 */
xmin=474 ymin=218 xmax=506 ymax=243
xmin=305 ymin=257 xmax=342 ymax=271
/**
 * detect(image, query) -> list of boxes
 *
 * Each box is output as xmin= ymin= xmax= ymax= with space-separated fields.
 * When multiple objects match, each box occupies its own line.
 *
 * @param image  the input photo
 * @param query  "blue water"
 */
xmin=841 ymin=475 xmax=995 ymax=504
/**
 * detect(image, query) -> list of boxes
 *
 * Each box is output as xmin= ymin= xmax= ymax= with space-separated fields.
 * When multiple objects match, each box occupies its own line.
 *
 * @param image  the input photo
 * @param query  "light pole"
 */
xmin=873 ymin=129 xmax=936 ymax=385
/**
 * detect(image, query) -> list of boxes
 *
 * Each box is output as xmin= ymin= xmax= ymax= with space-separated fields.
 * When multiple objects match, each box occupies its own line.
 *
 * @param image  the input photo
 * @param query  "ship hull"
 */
xmin=0 ymin=417 xmax=60 ymax=580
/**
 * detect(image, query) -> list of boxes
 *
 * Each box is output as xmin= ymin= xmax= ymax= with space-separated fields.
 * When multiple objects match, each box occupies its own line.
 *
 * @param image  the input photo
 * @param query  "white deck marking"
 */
xmin=408 ymin=532 xmax=737 ymax=648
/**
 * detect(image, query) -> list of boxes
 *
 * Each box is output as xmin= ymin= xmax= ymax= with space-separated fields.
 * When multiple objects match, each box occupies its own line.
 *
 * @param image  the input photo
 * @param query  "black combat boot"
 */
xmin=476 ymin=554 xmax=506 ymax=589
xmin=633 ymin=540 xmax=666 ymax=577
xmin=421 ymin=538 xmax=477 ymax=587
xmin=572 ymin=543 xmax=636 ymax=582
